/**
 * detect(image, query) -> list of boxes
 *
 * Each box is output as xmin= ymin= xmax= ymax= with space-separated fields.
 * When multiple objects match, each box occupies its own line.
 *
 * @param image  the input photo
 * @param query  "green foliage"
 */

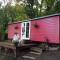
xmin=14 ymin=4 xmax=29 ymax=21
xmin=25 ymin=0 xmax=40 ymax=18
xmin=53 ymin=0 xmax=60 ymax=13
xmin=42 ymin=0 xmax=60 ymax=15
xmin=0 ymin=1 xmax=29 ymax=40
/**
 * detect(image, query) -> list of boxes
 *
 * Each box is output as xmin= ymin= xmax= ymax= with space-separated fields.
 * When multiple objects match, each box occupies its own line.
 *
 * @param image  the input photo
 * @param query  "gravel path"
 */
xmin=0 ymin=50 xmax=60 ymax=60
xmin=38 ymin=50 xmax=60 ymax=60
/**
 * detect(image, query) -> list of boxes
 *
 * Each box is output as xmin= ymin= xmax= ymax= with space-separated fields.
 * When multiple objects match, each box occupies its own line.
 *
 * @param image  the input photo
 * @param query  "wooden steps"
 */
xmin=29 ymin=51 xmax=41 ymax=55
xmin=22 ymin=47 xmax=42 ymax=60
xmin=22 ymin=55 xmax=36 ymax=60
xmin=30 ymin=47 xmax=42 ymax=53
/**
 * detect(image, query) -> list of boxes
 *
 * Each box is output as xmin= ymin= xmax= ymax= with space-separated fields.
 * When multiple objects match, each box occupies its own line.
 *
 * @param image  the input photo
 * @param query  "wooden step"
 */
xmin=49 ymin=47 xmax=59 ymax=50
xmin=22 ymin=55 xmax=36 ymax=60
xmin=29 ymin=51 xmax=41 ymax=55
xmin=30 ymin=47 xmax=42 ymax=53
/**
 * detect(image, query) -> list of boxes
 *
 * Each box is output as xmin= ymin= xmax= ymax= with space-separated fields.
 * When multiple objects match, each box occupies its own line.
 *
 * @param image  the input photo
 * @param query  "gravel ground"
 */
xmin=0 ymin=50 xmax=60 ymax=60
xmin=37 ymin=50 xmax=60 ymax=60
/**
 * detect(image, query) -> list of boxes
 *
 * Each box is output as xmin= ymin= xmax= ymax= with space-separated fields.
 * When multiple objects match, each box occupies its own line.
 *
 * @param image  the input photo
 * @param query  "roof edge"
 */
xmin=8 ymin=13 xmax=60 ymax=24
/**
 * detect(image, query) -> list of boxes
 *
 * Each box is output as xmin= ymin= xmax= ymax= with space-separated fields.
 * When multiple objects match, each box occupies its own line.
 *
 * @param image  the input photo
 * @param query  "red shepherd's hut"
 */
xmin=8 ymin=13 xmax=60 ymax=45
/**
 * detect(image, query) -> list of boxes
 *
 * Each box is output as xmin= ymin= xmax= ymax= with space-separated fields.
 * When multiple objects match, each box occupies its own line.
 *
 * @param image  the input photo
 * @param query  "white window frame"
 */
xmin=21 ymin=21 xmax=30 ymax=40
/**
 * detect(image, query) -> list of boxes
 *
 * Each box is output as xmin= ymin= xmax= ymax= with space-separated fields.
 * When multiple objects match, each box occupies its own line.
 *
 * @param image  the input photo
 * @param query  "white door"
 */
xmin=21 ymin=22 xmax=30 ymax=40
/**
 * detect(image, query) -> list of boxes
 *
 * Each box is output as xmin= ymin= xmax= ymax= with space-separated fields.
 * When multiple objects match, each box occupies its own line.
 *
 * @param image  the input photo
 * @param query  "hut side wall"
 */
xmin=8 ymin=23 xmax=21 ymax=40
xmin=30 ymin=16 xmax=59 ymax=44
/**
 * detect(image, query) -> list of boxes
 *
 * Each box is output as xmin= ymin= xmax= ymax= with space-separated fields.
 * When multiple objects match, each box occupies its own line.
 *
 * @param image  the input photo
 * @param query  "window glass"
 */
xmin=26 ymin=23 xmax=29 ymax=38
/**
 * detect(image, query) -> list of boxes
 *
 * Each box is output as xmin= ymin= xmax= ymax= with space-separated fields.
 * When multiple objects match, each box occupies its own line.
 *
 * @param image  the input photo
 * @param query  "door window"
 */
xmin=21 ymin=22 xmax=30 ymax=40
xmin=26 ymin=23 xmax=29 ymax=38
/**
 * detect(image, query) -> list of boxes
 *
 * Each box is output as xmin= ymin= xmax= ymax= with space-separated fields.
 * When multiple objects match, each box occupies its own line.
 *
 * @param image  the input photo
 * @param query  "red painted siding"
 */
xmin=8 ymin=15 xmax=59 ymax=44
xmin=8 ymin=23 xmax=21 ymax=40
xmin=59 ymin=16 xmax=60 ymax=43
xmin=30 ymin=16 xmax=59 ymax=43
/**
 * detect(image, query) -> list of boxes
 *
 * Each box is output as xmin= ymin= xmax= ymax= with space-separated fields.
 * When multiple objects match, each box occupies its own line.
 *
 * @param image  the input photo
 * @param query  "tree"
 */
xmin=24 ymin=0 xmax=40 ymax=18
xmin=42 ymin=0 xmax=60 ymax=15
xmin=14 ymin=3 xmax=29 ymax=21
xmin=0 ymin=0 xmax=29 ymax=40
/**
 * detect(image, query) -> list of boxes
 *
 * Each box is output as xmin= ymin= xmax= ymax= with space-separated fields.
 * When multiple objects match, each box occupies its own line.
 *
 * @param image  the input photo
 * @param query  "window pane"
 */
xmin=22 ymin=23 xmax=25 ymax=36
xmin=26 ymin=23 xmax=29 ymax=38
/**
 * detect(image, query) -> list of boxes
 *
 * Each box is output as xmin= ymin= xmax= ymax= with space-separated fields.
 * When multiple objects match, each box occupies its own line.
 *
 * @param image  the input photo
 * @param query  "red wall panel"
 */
xmin=8 ymin=23 xmax=21 ymax=40
xmin=59 ymin=16 xmax=60 ymax=43
xmin=30 ymin=16 xmax=59 ymax=43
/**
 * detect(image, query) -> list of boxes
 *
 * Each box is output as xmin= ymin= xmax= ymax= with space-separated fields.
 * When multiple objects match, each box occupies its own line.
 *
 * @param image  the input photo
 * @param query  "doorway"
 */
xmin=21 ymin=21 xmax=30 ymax=40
